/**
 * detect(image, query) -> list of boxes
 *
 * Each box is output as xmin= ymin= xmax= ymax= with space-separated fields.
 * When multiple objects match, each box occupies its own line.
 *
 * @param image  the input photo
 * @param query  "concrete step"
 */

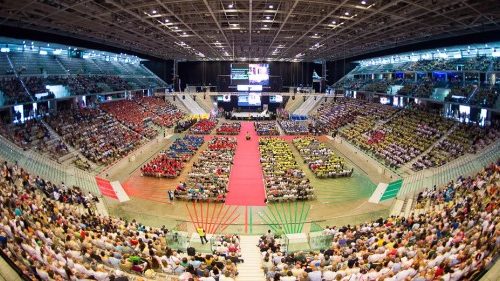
xmin=237 ymin=236 xmax=265 ymax=281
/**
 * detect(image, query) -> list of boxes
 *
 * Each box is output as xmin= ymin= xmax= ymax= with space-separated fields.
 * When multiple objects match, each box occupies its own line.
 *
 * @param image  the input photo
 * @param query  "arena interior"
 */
xmin=0 ymin=0 xmax=500 ymax=280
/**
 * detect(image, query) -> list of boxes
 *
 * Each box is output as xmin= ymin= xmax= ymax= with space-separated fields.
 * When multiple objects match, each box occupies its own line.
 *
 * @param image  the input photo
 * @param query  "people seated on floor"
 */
xmin=261 ymin=161 xmax=499 ymax=281
xmin=175 ymin=119 xmax=197 ymax=133
xmin=189 ymin=119 xmax=218 ymax=135
xmin=279 ymin=121 xmax=309 ymax=135
xmin=293 ymin=137 xmax=352 ymax=178
xmin=259 ymin=137 xmax=314 ymax=202
xmin=255 ymin=122 xmax=280 ymax=136
xmin=216 ymin=122 xmax=241 ymax=135
xmin=174 ymin=137 xmax=237 ymax=202
xmin=141 ymin=135 xmax=204 ymax=178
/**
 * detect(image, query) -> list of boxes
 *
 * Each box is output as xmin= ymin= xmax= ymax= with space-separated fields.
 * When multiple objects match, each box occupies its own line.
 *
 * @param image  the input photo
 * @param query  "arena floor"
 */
xmin=102 ymin=125 xmax=393 ymax=235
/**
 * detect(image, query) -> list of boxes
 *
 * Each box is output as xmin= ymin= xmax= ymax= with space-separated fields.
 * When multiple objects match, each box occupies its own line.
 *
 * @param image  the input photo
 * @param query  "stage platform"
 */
xmin=228 ymin=111 xmax=273 ymax=120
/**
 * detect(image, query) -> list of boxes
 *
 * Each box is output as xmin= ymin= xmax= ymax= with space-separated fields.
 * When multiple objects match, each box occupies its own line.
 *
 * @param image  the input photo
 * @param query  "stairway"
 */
xmin=237 ymin=236 xmax=265 ymax=281
xmin=292 ymin=96 xmax=321 ymax=117
xmin=179 ymin=94 xmax=206 ymax=115
xmin=40 ymin=119 xmax=98 ymax=170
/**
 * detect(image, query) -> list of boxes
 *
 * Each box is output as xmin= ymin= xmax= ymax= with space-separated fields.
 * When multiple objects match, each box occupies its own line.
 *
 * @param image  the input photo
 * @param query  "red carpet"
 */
xmin=225 ymin=122 xmax=266 ymax=206
xmin=95 ymin=177 xmax=118 ymax=199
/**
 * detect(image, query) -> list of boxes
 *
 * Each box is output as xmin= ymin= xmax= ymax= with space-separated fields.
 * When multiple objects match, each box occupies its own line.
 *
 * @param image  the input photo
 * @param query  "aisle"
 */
xmin=236 ymin=236 xmax=266 ymax=281
xmin=225 ymin=122 xmax=266 ymax=206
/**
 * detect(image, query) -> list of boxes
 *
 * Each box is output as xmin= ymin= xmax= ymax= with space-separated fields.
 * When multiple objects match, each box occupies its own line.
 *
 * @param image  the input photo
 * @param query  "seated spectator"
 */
xmin=293 ymin=137 xmax=352 ymax=178
xmin=255 ymin=122 xmax=280 ymax=136
xmin=100 ymin=99 xmax=158 ymax=139
xmin=216 ymin=122 xmax=241 ymax=135
xmin=279 ymin=121 xmax=309 ymax=135
xmin=0 ymin=77 xmax=32 ymax=105
xmin=263 ymin=161 xmax=499 ymax=281
xmin=141 ymin=135 xmax=204 ymax=178
xmin=45 ymin=107 xmax=144 ymax=165
xmin=259 ymin=137 xmax=314 ymax=202
xmin=413 ymin=123 xmax=499 ymax=171
xmin=189 ymin=119 xmax=218 ymax=135
xmin=135 ymin=96 xmax=185 ymax=128
xmin=175 ymin=119 xmax=197 ymax=133
xmin=175 ymin=137 xmax=237 ymax=202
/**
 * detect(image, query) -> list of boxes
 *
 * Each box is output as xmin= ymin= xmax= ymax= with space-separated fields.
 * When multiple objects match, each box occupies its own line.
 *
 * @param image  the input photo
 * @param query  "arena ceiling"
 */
xmin=1 ymin=0 xmax=500 ymax=61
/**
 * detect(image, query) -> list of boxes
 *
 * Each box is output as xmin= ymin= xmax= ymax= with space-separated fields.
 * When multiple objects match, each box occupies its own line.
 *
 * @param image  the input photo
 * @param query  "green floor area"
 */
xmin=380 ymin=179 xmax=403 ymax=201
xmin=289 ymin=141 xmax=377 ymax=204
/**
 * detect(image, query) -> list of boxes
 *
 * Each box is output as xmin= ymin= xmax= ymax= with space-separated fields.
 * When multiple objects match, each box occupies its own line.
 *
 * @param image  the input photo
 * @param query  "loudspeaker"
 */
xmin=182 ymin=95 xmax=185 ymax=100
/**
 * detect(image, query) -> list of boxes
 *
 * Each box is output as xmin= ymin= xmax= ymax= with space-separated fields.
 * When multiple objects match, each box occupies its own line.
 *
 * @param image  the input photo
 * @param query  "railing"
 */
xmin=398 ymin=141 xmax=500 ymax=199
xmin=0 ymin=135 xmax=100 ymax=196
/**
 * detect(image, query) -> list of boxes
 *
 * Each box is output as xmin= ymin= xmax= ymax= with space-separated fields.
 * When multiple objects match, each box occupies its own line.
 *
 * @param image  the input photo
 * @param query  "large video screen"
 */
xmin=231 ymin=63 xmax=249 ymax=82
xmin=238 ymin=93 xmax=261 ymax=106
xmin=231 ymin=63 xmax=269 ymax=86
xmin=248 ymin=64 xmax=269 ymax=85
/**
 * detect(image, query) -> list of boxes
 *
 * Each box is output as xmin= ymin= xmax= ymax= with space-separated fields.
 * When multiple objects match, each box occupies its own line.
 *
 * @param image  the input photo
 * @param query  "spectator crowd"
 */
xmin=141 ymin=135 xmax=204 ymax=178
xmin=189 ymin=119 xmax=218 ymax=135
xmin=293 ymin=137 xmax=353 ymax=178
xmin=175 ymin=137 xmax=237 ymax=202
xmin=259 ymin=137 xmax=314 ymax=202
xmin=216 ymin=122 xmax=241 ymax=135
xmin=0 ymin=159 xmax=248 ymax=281
xmin=260 ymin=161 xmax=499 ymax=281
xmin=256 ymin=122 xmax=280 ymax=136
xmin=279 ymin=121 xmax=309 ymax=135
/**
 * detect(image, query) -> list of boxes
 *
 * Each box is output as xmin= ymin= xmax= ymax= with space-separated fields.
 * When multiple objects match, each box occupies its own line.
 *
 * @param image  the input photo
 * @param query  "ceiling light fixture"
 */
xmin=152 ymin=10 xmax=157 ymax=14
xmin=165 ymin=19 xmax=169 ymax=22
xmin=266 ymin=16 xmax=271 ymax=19
xmin=228 ymin=3 xmax=234 ymax=8
xmin=345 ymin=11 xmax=350 ymax=15
xmin=361 ymin=0 xmax=367 ymax=4
xmin=269 ymin=5 xmax=274 ymax=8
xmin=332 ymin=20 xmax=336 ymax=24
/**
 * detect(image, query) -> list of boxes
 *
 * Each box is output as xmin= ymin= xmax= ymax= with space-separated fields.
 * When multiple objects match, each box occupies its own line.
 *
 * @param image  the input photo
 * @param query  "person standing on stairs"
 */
xmin=197 ymin=227 xmax=208 ymax=244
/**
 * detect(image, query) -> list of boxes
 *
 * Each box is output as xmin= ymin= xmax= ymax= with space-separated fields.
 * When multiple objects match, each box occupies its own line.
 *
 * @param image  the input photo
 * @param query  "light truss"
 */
xmin=0 ymin=0 xmax=498 ymax=61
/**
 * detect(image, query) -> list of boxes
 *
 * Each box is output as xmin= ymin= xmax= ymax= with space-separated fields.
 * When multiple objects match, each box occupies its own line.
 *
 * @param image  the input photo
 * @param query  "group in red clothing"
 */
xmin=216 ymin=122 xmax=241 ymax=135
xmin=189 ymin=119 xmax=217 ymax=134
xmin=141 ymin=135 xmax=204 ymax=178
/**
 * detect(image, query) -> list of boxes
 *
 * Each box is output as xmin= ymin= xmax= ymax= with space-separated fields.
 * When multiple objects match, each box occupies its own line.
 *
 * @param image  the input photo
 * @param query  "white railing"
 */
xmin=0 ymin=135 xmax=100 ymax=196
xmin=398 ymin=141 xmax=500 ymax=199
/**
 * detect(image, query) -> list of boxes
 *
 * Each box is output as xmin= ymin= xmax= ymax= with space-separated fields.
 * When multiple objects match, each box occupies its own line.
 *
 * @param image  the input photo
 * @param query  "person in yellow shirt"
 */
xmin=197 ymin=227 xmax=208 ymax=244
